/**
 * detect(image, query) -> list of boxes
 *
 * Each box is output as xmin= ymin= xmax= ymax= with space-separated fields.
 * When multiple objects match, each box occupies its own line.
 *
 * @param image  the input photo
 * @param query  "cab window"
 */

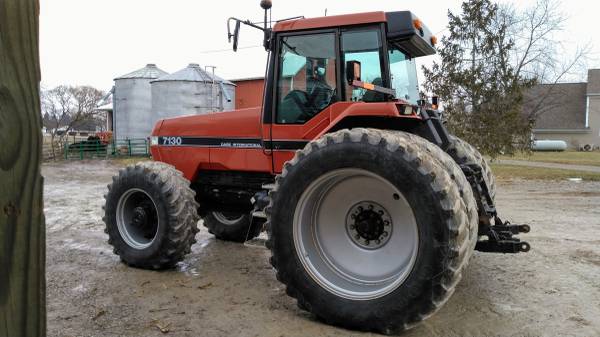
xmin=388 ymin=46 xmax=419 ymax=105
xmin=276 ymin=33 xmax=337 ymax=124
xmin=341 ymin=29 xmax=384 ymax=102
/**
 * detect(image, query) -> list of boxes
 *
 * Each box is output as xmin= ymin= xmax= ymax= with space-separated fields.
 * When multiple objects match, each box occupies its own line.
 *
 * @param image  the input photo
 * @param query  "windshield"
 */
xmin=388 ymin=46 xmax=419 ymax=105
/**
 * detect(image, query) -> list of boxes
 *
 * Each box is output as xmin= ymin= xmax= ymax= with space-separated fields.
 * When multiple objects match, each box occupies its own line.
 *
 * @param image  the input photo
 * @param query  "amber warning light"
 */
xmin=413 ymin=19 xmax=423 ymax=30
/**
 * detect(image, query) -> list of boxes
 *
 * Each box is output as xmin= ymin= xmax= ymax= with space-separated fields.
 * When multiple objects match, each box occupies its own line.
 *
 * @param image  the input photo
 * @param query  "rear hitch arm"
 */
xmin=460 ymin=164 xmax=532 ymax=254
xmin=476 ymin=217 xmax=531 ymax=253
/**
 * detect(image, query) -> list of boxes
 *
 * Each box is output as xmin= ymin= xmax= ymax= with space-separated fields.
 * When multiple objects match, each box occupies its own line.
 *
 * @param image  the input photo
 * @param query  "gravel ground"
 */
xmin=44 ymin=160 xmax=600 ymax=337
xmin=496 ymin=159 xmax=600 ymax=173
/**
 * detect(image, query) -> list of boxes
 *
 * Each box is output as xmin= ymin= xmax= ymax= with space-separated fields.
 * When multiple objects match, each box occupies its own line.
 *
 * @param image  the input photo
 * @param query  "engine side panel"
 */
xmin=151 ymin=107 xmax=273 ymax=180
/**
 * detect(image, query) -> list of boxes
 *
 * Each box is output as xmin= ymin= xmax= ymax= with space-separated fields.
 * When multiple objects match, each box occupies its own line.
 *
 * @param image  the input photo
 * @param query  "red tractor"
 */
xmin=103 ymin=2 xmax=529 ymax=334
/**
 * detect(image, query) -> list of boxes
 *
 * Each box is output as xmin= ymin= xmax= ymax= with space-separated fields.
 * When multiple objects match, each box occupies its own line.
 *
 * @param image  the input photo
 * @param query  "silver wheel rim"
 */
xmin=293 ymin=168 xmax=419 ymax=300
xmin=212 ymin=211 xmax=244 ymax=225
xmin=116 ymin=188 xmax=159 ymax=249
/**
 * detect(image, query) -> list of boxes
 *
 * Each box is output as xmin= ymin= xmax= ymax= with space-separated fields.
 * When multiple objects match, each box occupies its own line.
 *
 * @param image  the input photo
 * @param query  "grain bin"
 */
xmin=113 ymin=64 xmax=168 ymax=140
xmin=151 ymin=64 xmax=236 ymax=121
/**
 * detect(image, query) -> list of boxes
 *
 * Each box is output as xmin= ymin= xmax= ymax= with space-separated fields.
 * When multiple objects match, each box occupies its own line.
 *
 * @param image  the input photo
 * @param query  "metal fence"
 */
xmin=63 ymin=138 xmax=150 ymax=160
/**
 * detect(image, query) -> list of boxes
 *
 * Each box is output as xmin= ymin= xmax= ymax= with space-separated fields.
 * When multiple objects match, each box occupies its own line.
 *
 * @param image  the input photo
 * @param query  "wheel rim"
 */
xmin=212 ymin=211 xmax=244 ymax=225
xmin=116 ymin=188 xmax=159 ymax=249
xmin=293 ymin=168 xmax=419 ymax=300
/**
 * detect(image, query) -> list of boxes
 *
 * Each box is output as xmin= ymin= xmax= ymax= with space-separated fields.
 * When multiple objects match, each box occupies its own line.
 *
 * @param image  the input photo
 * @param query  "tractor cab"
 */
xmin=229 ymin=10 xmax=438 ymax=125
xmin=229 ymin=9 xmax=442 ymax=168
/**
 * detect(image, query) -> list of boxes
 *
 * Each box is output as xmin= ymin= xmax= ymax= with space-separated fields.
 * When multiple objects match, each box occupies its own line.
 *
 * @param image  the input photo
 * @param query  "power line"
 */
xmin=196 ymin=45 xmax=263 ymax=54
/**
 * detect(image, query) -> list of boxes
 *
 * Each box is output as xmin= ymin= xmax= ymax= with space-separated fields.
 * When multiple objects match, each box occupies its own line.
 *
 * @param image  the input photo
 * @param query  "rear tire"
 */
xmin=203 ymin=211 xmax=262 ymax=243
xmin=103 ymin=162 xmax=200 ymax=269
xmin=266 ymin=128 xmax=476 ymax=334
xmin=448 ymin=136 xmax=496 ymax=199
xmin=397 ymin=131 xmax=479 ymax=254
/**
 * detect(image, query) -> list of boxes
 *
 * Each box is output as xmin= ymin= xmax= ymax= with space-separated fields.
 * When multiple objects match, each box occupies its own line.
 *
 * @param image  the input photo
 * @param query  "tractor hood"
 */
xmin=151 ymin=107 xmax=263 ymax=140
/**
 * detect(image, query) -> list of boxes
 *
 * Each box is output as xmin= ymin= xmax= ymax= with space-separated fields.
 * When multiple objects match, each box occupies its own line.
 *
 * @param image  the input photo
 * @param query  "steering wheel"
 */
xmin=285 ymin=90 xmax=309 ymax=111
xmin=279 ymin=90 xmax=311 ymax=123
xmin=281 ymin=88 xmax=335 ymax=123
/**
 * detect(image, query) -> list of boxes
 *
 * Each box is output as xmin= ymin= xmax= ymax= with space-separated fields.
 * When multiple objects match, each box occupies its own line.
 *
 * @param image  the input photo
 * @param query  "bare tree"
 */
xmin=41 ymin=85 xmax=105 ymax=159
xmin=423 ymin=0 xmax=591 ymax=157
xmin=499 ymin=0 xmax=591 ymax=121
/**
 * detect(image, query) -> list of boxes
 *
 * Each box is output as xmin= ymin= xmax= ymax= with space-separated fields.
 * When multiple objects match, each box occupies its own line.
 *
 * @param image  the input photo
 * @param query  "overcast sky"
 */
xmin=40 ymin=0 xmax=599 ymax=91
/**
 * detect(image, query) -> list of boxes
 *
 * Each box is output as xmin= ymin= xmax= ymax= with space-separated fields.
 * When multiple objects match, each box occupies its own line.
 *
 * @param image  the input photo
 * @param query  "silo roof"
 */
xmin=114 ymin=64 xmax=169 ymax=80
xmin=152 ymin=64 xmax=235 ymax=85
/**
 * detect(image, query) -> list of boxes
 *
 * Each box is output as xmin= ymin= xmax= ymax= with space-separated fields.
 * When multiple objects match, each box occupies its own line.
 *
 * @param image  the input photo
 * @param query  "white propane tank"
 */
xmin=532 ymin=140 xmax=568 ymax=152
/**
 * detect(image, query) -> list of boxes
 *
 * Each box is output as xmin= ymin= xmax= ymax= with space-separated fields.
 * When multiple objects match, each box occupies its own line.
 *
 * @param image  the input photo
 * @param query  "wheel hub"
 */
xmin=132 ymin=206 xmax=148 ymax=227
xmin=294 ymin=168 xmax=419 ymax=300
xmin=116 ymin=188 xmax=160 ymax=249
xmin=346 ymin=201 xmax=392 ymax=249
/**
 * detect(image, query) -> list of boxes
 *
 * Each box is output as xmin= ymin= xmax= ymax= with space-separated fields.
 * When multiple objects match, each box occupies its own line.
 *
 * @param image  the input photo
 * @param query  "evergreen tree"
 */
xmin=423 ymin=0 xmax=535 ymax=157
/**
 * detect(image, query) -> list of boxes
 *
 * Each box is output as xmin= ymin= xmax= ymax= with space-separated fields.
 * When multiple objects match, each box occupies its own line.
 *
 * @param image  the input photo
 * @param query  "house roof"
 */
xmin=96 ymin=103 xmax=113 ymax=111
xmin=525 ymin=83 xmax=587 ymax=130
xmin=229 ymin=76 xmax=264 ymax=82
xmin=588 ymin=69 xmax=600 ymax=94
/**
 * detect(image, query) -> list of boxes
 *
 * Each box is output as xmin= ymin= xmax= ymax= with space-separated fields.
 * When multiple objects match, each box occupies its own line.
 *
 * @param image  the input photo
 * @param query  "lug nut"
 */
xmin=384 ymin=220 xmax=390 ymax=226
xmin=383 ymin=231 xmax=388 ymax=237
xmin=378 ymin=210 xmax=384 ymax=215
xmin=375 ymin=239 xmax=381 ymax=245
xmin=350 ymin=225 xmax=356 ymax=230
xmin=355 ymin=234 xmax=361 ymax=240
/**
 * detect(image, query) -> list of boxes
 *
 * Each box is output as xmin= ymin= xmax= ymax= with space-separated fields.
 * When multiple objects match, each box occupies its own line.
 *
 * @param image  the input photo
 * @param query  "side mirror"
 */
xmin=233 ymin=20 xmax=241 ymax=52
xmin=346 ymin=61 xmax=361 ymax=84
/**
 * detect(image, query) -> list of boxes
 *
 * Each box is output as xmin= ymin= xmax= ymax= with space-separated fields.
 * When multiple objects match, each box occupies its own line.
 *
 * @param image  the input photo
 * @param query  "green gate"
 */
xmin=64 ymin=138 xmax=150 ymax=160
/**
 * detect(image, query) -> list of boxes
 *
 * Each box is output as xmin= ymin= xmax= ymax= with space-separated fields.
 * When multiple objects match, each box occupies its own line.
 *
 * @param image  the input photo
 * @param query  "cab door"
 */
xmin=267 ymin=26 xmax=388 ymax=173
xmin=268 ymin=30 xmax=341 ymax=172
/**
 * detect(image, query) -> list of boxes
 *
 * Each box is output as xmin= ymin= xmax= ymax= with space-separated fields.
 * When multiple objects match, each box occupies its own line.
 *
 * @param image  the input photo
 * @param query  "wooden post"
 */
xmin=0 ymin=0 xmax=46 ymax=336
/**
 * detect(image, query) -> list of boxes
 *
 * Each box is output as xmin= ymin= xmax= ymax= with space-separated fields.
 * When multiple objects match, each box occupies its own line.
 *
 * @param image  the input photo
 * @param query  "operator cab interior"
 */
xmin=274 ymin=24 xmax=421 ymax=125
xmin=276 ymin=33 xmax=338 ymax=124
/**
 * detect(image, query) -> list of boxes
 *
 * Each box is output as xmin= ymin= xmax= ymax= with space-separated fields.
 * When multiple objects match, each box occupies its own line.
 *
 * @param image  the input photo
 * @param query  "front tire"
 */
xmin=266 ymin=129 xmax=476 ymax=334
xmin=103 ymin=162 xmax=200 ymax=269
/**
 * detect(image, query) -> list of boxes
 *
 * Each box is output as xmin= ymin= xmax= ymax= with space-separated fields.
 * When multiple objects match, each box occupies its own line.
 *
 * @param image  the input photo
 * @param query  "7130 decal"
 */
xmin=162 ymin=136 xmax=182 ymax=146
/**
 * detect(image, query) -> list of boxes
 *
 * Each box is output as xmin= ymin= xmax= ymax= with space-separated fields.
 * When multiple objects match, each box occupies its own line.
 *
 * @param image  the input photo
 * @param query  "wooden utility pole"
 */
xmin=0 ymin=0 xmax=46 ymax=336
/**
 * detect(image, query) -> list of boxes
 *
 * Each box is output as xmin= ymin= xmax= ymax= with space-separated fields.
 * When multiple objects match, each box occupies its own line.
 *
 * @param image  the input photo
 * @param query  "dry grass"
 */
xmin=491 ymin=164 xmax=600 ymax=182
xmin=497 ymin=151 xmax=600 ymax=167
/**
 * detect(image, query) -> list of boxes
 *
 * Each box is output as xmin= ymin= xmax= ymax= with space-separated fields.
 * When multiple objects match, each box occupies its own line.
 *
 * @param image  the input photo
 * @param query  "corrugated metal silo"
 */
xmin=113 ymin=64 xmax=168 ymax=139
xmin=151 ymin=64 xmax=236 ymax=121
